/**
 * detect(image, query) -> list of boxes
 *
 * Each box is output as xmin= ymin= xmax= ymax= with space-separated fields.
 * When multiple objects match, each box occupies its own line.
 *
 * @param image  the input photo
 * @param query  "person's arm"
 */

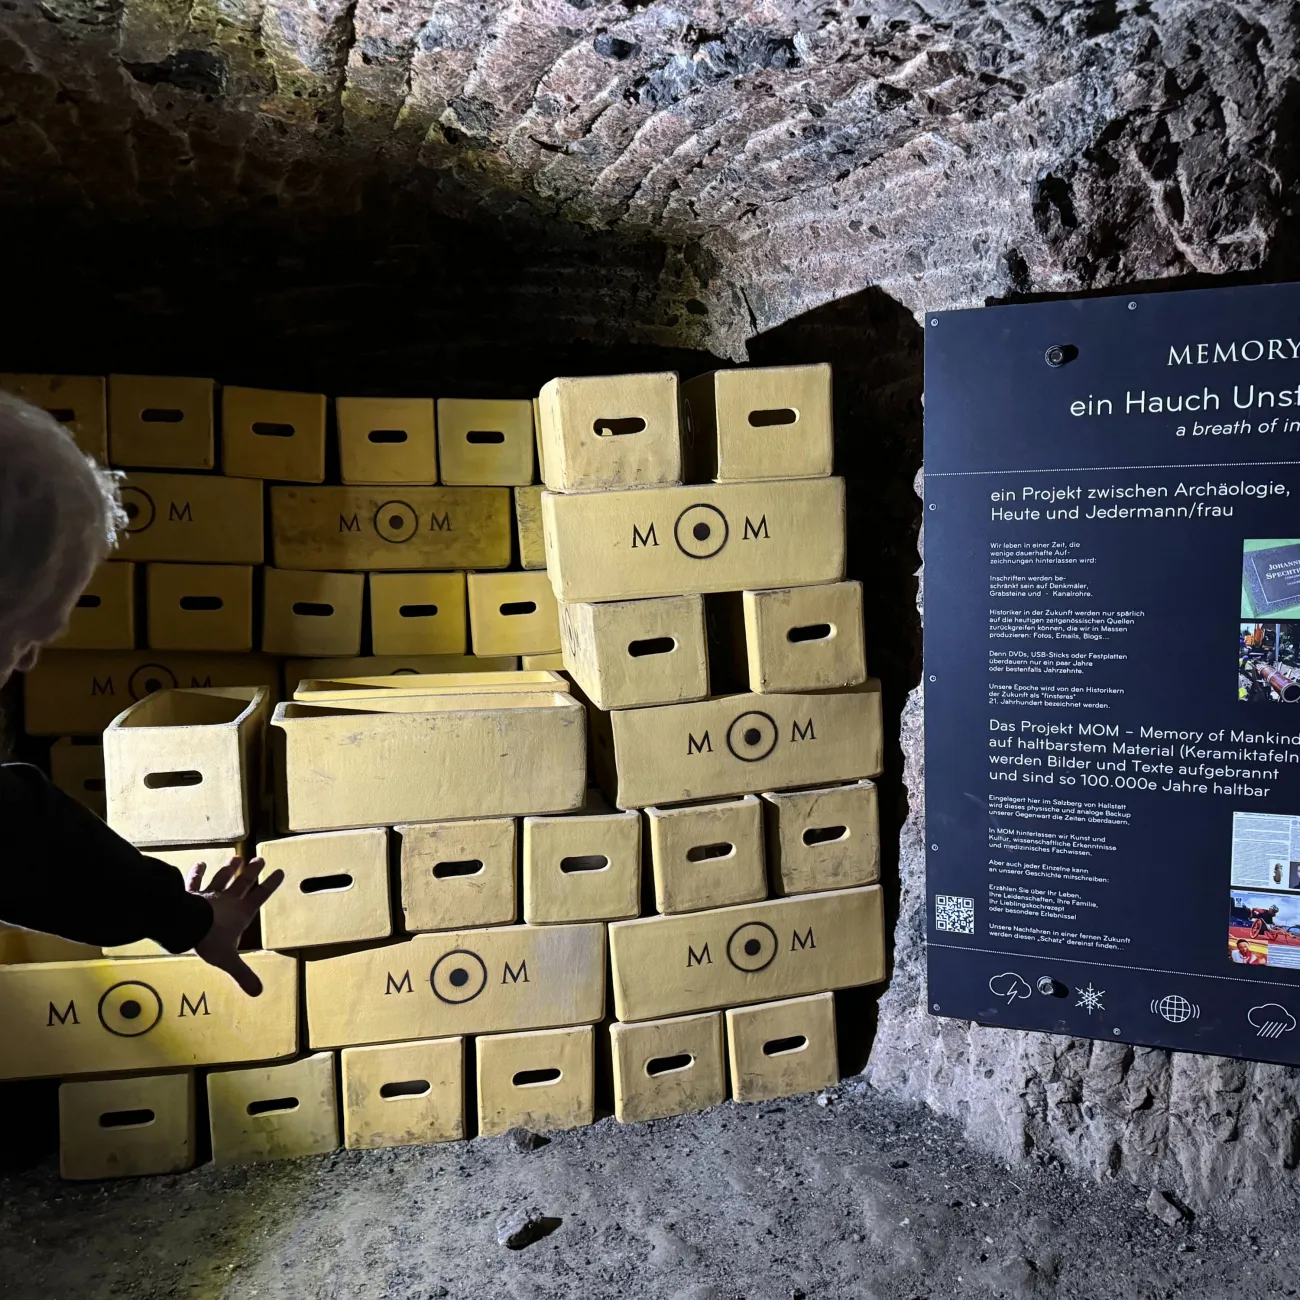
xmin=0 ymin=762 xmax=213 ymax=951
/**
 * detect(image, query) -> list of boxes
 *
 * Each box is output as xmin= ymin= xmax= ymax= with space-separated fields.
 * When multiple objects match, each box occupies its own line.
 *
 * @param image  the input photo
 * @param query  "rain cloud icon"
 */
xmin=988 ymin=972 xmax=1032 ymax=1005
xmin=1248 ymin=1003 xmax=1297 ymax=1040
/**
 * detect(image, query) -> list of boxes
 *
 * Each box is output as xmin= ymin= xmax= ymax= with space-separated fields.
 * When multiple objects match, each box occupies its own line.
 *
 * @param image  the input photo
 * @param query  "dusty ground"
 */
xmin=1 ymin=1080 xmax=1295 ymax=1300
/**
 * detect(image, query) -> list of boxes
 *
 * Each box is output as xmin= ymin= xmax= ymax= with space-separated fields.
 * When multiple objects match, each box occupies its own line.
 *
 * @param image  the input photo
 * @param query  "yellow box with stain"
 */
xmin=645 ymin=795 xmax=766 ymax=915
xmin=337 ymin=397 xmax=438 ymax=485
xmin=104 ymin=842 xmax=244 ymax=957
xmin=282 ymin=653 xmax=516 ymax=694
xmin=222 ymin=386 xmax=327 ymax=483
xmin=271 ymin=485 xmax=512 ymax=571
xmin=49 ymin=737 xmax=107 ymax=820
xmin=681 ymin=363 xmax=833 ymax=482
xmin=541 ymin=477 xmax=845 ymax=603
xmin=0 ymin=372 xmax=107 ymax=461
xmin=108 ymin=375 xmax=215 ymax=470
xmin=467 ymin=571 xmax=561 ymax=657
xmin=23 ymin=650 xmax=279 ymax=736
xmin=725 ymin=992 xmax=838 ymax=1103
xmin=262 ymin=568 xmax=365 ymax=657
xmin=0 ymin=951 xmax=298 ymax=1080
xmin=740 ymin=581 xmax=866 ymax=693
xmin=398 ymin=818 xmax=517 ymax=932
xmin=437 ymin=398 xmax=535 ymax=486
xmin=609 ymin=1011 xmax=726 ymax=1124
xmin=207 ymin=1051 xmax=338 ymax=1166
xmin=763 ymin=779 xmax=879 ymax=896
xmin=304 ymin=923 xmax=605 ymax=1048
xmin=146 ymin=563 xmax=254 ymax=652
xmin=50 ymin=561 xmax=135 ymax=652
xmin=606 ymin=684 xmax=882 ymax=808
xmin=476 ymin=1025 xmax=594 ymax=1137
xmin=342 ymin=1038 xmax=465 ymax=1150
xmin=538 ymin=372 xmax=681 ymax=493
xmin=368 ymin=572 xmax=467 ymax=656
xmin=272 ymin=692 xmax=584 ymax=829
xmin=258 ymin=828 xmax=392 ymax=950
xmin=104 ymin=686 xmax=268 ymax=848
xmin=115 ymin=472 xmax=264 ymax=564
xmin=522 ymin=809 xmax=641 ymax=925
xmin=559 ymin=593 xmax=707 ymax=710
xmin=608 ymin=886 xmax=883 ymax=1022
xmin=59 ymin=1071 xmax=196 ymax=1180
xmin=514 ymin=486 xmax=546 ymax=569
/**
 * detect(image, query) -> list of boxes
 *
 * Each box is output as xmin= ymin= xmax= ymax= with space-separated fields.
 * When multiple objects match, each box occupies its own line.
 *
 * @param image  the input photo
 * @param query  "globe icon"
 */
xmin=1156 ymin=994 xmax=1194 ymax=1024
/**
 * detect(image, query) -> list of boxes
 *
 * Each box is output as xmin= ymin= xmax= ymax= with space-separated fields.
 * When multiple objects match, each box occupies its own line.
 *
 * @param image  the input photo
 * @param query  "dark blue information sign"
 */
xmin=924 ymin=282 xmax=1300 ymax=1063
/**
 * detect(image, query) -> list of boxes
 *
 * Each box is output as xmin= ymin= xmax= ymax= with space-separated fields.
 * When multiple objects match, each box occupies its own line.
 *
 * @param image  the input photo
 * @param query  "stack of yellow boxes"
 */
xmin=539 ymin=365 xmax=886 ymax=1123
xmin=0 ymin=374 xmax=570 ymax=1177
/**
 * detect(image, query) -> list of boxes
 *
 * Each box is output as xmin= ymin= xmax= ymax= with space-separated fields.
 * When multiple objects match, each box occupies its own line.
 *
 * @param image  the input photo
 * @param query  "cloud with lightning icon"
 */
xmin=988 ymin=972 xmax=1032 ymax=1005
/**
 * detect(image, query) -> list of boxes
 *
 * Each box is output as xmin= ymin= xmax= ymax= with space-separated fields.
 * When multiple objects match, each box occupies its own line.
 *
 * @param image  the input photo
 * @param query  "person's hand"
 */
xmin=187 ymin=856 xmax=284 ymax=996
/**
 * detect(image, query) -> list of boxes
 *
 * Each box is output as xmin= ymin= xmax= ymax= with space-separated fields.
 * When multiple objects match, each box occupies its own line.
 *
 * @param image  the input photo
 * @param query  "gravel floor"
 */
xmin=1 ymin=1079 xmax=1295 ymax=1300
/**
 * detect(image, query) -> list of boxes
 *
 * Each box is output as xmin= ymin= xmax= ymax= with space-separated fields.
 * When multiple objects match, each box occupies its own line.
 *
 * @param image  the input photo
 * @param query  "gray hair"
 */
xmin=0 ymin=393 xmax=126 ymax=651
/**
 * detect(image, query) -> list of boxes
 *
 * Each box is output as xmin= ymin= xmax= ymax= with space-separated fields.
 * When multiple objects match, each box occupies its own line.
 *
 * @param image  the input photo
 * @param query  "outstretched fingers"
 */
xmin=185 ymin=861 xmax=208 ymax=893
xmin=244 ymin=868 xmax=284 ymax=910
xmin=205 ymin=856 xmax=242 ymax=893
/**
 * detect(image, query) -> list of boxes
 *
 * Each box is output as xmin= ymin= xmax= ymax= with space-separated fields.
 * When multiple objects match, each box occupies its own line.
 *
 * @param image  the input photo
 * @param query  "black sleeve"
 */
xmin=0 ymin=763 xmax=214 ymax=953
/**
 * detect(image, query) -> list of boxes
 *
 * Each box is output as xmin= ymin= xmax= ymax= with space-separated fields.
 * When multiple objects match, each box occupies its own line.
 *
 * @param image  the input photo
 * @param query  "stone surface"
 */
xmin=3 ymin=0 xmax=1300 ymax=1219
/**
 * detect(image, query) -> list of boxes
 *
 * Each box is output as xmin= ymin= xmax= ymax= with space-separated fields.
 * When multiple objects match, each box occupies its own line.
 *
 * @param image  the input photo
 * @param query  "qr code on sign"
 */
xmin=935 ymin=895 xmax=975 ymax=934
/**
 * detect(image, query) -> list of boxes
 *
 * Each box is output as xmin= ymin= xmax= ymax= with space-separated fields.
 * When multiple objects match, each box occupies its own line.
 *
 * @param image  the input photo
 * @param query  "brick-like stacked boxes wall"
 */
xmin=0 ymin=365 xmax=883 ymax=1177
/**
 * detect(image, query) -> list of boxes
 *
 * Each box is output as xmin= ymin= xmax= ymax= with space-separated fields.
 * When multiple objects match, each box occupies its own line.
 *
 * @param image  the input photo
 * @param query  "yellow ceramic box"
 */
xmin=0 ymin=372 xmax=107 ymax=460
xmin=304 ymin=923 xmax=606 ymax=1048
xmin=522 ymin=810 xmax=641 ymax=925
xmin=271 ymin=484 xmax=512 ymax=571
xmin=476 ymin=1025 xmax=594 ymax=1137
xmin=741 ymin=580 xmax=866 ymax=693
xmin=272 ymin=693 xmax=585 ymax=829
xmin=467 ymin=571 xmax=561 ymax=657
xmin=294 ymin=670 xmax=563 ymax=702
xmin=681 ymin=363 xmax=833 ymax=482
xmin=762 ymin=779 xmax=880 ymax=896
xmin=262 ymin=568 xmax=365 ymax=657
xmin=103 ymin=686 xmax=268 ymax=847
xmin=541 ymin=477 xmax=845 ymax=603
xmin=108 ymin=375 xmax=214 ymax=470
xmin=281 ymin=654 xmax=516 ymax=695
xmin=53 ymin=561 xmax=135 ymax=651
xmin=0 ymin=952 xmax=298 ymax=1080
xmin=258 ymin=827 xmax=392 ymax=950
xmin=23 ymin=650 xmax=279 ymax=736
xmin=222 ymin=386 xmax=327 ymax=483
xmin=609 ymin=1011 xmax=726 ymax=1124
xmin=146 ymin=563 xmax=254 ymax=652
xmin=514 ymin=486 xmax=547 ymax=569
xmin=538 ymin=372 xmax=681 ymax=493
xmin=725 ymin=992 xmax=838 ymax=1103
xmin=337 ymin=397 xmax=438 ymax=485
xmin=115 ymin=472 xmax=264 ymax=564
xmin=398 ymin=818 xmax=517 ymax=932
xmin=439 ymin=395 xmax=535 ymax=488
xmin=645 ymin=795 xmax=766 ymax=915
xmin=59 ymin=1071 xmax=195 ymax=1180
xmin=606 ymin=684 xmax=883 ymax=808
xmin=559 ymin=593 xmax=708 ymax=710
xmin=522 ymin=653 xmax=565 ymax=670
xmin=341 ymin=1038 xmax=465 ymax=1150
xmin=368 ymin=571 xmax=467 ymax=656
xmin=437 ymin=398 xmax=535 ymax=486
xmin=49 ymin=737 xmax=107 ymax=820
xmin=607 ymin=886 xmax=884 ymax=1022
xmin=207 ymin=1051 xmax=338 ymax=1166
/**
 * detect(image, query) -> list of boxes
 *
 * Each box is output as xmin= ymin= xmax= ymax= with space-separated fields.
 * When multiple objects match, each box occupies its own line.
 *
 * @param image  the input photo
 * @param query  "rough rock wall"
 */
xmin=3 ymin=0 xmax=1300 ymax=1217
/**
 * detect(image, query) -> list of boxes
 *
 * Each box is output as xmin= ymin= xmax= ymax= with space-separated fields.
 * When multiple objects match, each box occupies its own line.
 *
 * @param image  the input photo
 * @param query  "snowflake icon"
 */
xmin=1075 ymin=983 xmax=1106 ymax=1015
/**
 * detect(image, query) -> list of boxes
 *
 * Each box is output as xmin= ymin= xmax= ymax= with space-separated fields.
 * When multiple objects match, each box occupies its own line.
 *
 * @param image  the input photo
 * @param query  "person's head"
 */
xmin=0 ymin=395 xmax=125 ymax=688
xmin=1238 ymin=939 xmax=1251 ymax=955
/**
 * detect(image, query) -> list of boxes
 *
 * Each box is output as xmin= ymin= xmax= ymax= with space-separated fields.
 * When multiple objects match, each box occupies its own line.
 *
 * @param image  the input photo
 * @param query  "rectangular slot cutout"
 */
xmin=246 ymin=1096 xmax=300 ymax=1116
xmin=368 ymin=429 xmax=408 ymax=444
xmin=292 ymin=602 xmax=336 ymax=617
xmin=645 ymin=1053 xmax=693 ymax=1077
xmin=399 ymin=604 xmax=439 ymax=618
xmin=179 ymin=595 xmax=224 ymax=611
xmin=432 ymin=858 xmax=484 ymax=878
xmin=686 ymin=841 xmax=734 ymax=863
xmin=99 ymin=1108 xmax=156 ymax=1129
xmin=143 ymin=770 xmax=203 ymax=789
xmin=46 ymin=407 xmax=77 ymax=423
xmin=75 ymin=594 xmax=102 ymax=609
xmin=747 ymin=408 xmax=798 ymax=427
xmin=466 ymin=429 xmax=505 ymax=444
xmin=803 ymin=824 xmax=848 ymax=846
xmin=141 ymin=408 xmax=184 ymax=423
xmin=593 ymin=417 xmax=645 ymax=437
xmin=252 ymin=422 xmax=296 ymax=438
xmin=560 ymin=855 xmax=609 ymax=873
xmin=512 ymin=1067 xmax=561 ymax=1087
xmin=762 ymin=1035 xmax=807 ymax=1056
xmin=499 ymin=601 xmax=536 ymax=616
xmin=628 ymin=636 xmax=675 ymax=657
xmin=787 ymin=623 xmax=833 ymax=643
xmin=379 ymin=1079 xmax=431 ymax=1099
xmin=300 ymin=873 xmax=354 ymax=894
